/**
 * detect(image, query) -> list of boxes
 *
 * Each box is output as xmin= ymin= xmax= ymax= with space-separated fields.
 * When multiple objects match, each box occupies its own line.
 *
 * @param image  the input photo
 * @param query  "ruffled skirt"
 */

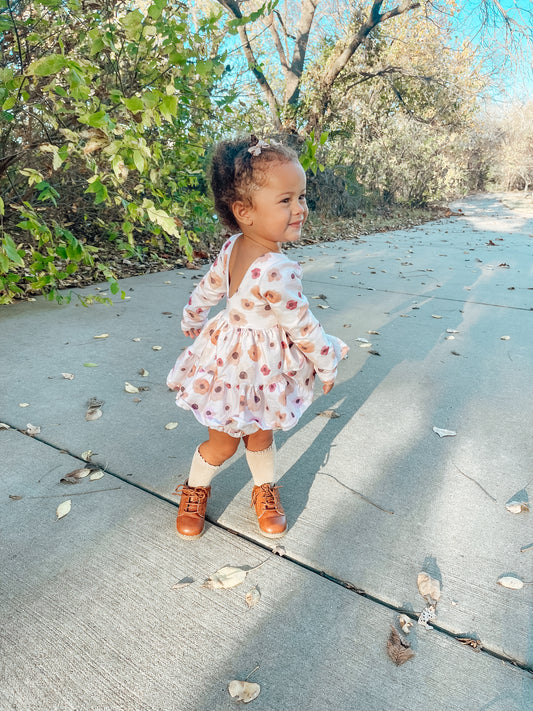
xmin=167 ymin=313 xmax=318 ymax=436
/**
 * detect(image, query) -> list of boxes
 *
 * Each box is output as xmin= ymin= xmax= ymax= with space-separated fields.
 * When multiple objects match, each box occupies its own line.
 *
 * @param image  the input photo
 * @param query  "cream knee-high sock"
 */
xmin=188 ymin=447 xmax=220 ymax=487
xmin=245 ymin=441 xmax=277 ymax=487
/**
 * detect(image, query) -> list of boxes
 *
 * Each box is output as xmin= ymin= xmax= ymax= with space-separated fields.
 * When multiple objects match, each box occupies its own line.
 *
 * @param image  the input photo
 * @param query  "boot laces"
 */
xmin=173 ymin=484 xmax=209 ymax=513
xmin=254 ymin=484 xmax=282 ymax=511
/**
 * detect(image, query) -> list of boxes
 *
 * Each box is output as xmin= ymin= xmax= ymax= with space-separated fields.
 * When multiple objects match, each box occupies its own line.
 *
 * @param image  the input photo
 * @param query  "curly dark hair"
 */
xmin=210 ymin=136 xmax=299 ymax=232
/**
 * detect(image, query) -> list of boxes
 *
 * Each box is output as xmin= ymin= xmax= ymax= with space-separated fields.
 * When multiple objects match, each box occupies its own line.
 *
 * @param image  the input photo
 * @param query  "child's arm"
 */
xmin=260 ymin=258 xmax=349 ymax=387
xmin=181 ymin=254 xmax=227 ymax=336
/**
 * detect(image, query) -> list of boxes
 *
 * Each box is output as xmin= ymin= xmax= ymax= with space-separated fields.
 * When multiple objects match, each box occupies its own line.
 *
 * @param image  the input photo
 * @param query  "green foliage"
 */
xmin=0 ymin=0 xmax=229 ymax=303
xmin=299 ymin=130 xmax=328 ymax=175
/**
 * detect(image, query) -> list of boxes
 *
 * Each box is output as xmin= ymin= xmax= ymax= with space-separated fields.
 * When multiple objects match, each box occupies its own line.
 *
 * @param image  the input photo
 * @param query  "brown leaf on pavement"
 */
xmin=417 ymin=572 xmax=441 ymax=603
xmin=85 ymin=407 xmax=102 ymax=421
xmin=316 ymin=409 xmax=341 ymax=418
xmin=387 ymin=627 xmax=415 ymax=666
xmin=61 ymin=467 xmax=91 ymax=484
xmin=202 ymin=566 xmax=248 ymax=590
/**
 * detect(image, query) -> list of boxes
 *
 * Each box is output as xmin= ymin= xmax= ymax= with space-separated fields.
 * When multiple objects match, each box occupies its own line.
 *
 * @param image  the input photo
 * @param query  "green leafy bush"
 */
xmin=0 ymin=0 xmax=229 ymax=303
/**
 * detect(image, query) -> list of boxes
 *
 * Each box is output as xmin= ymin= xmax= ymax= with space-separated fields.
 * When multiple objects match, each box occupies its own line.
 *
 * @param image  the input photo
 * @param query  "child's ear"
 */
xmin=232 ymin=200 xmax=253 ymax=226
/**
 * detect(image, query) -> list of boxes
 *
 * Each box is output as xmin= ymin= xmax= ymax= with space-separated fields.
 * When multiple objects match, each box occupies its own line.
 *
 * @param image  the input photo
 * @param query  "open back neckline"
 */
xmin=226 ymin=234 xmax=283 ymax=300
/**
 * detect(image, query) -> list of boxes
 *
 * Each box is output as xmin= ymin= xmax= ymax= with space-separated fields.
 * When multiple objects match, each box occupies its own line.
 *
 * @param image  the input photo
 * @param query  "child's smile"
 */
xmin=237 ymin=160 xmax=308 ymax=248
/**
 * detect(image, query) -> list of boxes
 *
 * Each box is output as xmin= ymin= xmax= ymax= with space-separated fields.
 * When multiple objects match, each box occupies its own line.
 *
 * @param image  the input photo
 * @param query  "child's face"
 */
xmin=235 ymin=159 xmax=308 ymax=245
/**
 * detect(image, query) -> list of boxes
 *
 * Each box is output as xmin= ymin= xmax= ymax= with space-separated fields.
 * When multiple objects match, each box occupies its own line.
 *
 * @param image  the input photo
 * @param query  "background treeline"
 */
xmin=0 ymin=0 xmax=531 ymax=303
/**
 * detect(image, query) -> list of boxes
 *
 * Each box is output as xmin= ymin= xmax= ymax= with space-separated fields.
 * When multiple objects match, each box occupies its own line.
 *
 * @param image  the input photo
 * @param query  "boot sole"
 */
xmin=257 ymin=527 xmax=287 ymax=539
xmin=176 ymin=529 xmax=205 ymax=540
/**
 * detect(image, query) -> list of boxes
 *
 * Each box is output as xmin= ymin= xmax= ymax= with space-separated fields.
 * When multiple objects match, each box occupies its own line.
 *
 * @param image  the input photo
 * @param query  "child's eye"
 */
xmin=299 ymin=194 xmax=307 ymax=201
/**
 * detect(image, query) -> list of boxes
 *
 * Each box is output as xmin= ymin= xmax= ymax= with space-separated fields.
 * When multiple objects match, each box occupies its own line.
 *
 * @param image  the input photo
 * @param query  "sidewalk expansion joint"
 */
xmin=305 ymin=279 xmax=533 ymax=311
xmin=11 ymin=428 xmax=533 ymax=677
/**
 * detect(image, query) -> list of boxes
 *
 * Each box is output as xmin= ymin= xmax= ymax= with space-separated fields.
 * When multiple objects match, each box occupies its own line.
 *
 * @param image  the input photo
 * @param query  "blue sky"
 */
xmin=450 ymin=0 xmax=532 ymax=102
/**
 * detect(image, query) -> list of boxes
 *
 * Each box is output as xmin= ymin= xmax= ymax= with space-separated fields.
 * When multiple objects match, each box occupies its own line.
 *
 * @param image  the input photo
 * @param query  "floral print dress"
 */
xmin=167 ymin=234 xmax=349 ymax=437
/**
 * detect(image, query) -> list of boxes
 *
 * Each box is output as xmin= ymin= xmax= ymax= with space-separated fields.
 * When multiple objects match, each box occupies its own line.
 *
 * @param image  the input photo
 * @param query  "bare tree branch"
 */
xmin=307 ymin=0 xmax=421 ymax=131
xmin=285 ymin=0 xmax=319 ymax=106
xmin=268 ymin=12 xmax=289 ymax=76
xmin=216 ymin=0 xmax=282 ymax=128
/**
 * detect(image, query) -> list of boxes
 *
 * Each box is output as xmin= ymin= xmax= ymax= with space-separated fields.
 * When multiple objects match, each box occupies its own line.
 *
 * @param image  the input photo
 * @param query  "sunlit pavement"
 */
xmin=1 ymin=193 xmax=532 ymax=710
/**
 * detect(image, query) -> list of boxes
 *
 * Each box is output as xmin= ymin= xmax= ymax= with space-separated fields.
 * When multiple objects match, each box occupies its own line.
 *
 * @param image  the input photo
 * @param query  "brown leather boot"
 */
xmin=173 ymin=481 xmax=211 ymax=539
xmin=251 ymin=484 xmax=287 ymax=538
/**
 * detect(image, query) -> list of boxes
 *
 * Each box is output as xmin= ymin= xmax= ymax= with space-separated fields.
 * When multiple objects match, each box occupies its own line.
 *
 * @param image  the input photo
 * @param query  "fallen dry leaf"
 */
xmin=500 ymin=335 xmax=511 ymax=341
xmin=506 ymin=502 xmax=530 ymax=514
xmin=19 ymin=403 xmax=30 ymax=408
xmin=245 ymin=587 xmax=261 ymax=609
xmin=317 ymin=304 xmax=329 ymax=309
xmin=171 ymin=577 xmax=194 ymax=590
xmin=446 ymin=329 xmax=459 ymax=334
xmin=25 ymin=423 xmax=40 ymax=436
xmin=355 ymin=337 xmax=370 ymax=344
xmin=432 ymin=314 xmax=443 ymax=319
xmin=9 ymin=494 xmax=23 ymax=501
xmin=368 ymin=350 xmax=380 ymax=356
xmin=87 ymin=397 xmax=104 ymax=408
xmin=368 ymin=330 xmax=380 ymax=335
xmin=433 ymin=426 xmax=457 ymax=438
xmin=165 ymin=422 xmax=179 ymax=430
xmin=139 ymin=368 xmax=149 ymax=377
xmin=89 ymin=470 xmax=105 ymax=481
xmin=81 ymin=450 xmax=93 ymax=461
xmin=387 ymin=627 xmax=415 ymax=666
xmin=85 ymin=407 xmax=102 ymax=421
xmin=93 ymin=333 xmax=109 ymax=339
xmin=56 ymin=499 xmax=71 ymax=520
xmin=497 ymin=575 xmax=530 ymax=589
xmin=202 ymin=565 xmax=248 ymax=590
xmin=0 ymin=422 xmax=10 ymax=430
xmin=61 ymin=372 xmax=75 ymax=380
xmin=316 ymin=409 xmax=340 ymax=418
xmin=228 ymin=680 xmax=260 ymax=703
xmin=398 ymin=615 xmax=413 ymax=634
xmin=83 ymin=362 xmax=98 ymax=368
xmin=272 ymin=545 xmax=286 ymax=556
xmin=457 ymin=636 xmax=483 ymax=652
xmin=124 ymin=382 xmax=139 ymax=393
xmin=60 ymin=467 xmax=91 ymax=484
xmin=132 ymin=337 xmax=142 ymax=342
xmin=417 ymin=572 xmax=441 ymax=603
xmin=152 ymin=345 xmax=162 ymax=351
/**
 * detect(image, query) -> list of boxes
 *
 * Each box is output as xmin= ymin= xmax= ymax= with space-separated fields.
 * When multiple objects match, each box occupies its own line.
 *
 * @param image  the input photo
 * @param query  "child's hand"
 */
xmin=322 ymin=380 xmax=335 ymax=394
xmin=184 ymin=328 xmax=201 ymax=338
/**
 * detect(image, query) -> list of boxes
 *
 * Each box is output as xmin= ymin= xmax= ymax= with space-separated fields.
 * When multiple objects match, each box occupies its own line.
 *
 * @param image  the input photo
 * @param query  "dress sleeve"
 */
xmin=181 ymin=249 xmax=228 ymax=333
xmin=259 ymin=256 xmax=349 ymax=383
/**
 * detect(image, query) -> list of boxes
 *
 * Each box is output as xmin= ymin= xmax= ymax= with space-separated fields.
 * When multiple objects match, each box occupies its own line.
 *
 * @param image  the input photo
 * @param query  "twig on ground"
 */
xmin=29 ymin=487 xmax=122 ymax=499
xmin=453 ymin=463 xmax=497 ymax=502
xmin=320 ymin=471 xmax=394 ymax=514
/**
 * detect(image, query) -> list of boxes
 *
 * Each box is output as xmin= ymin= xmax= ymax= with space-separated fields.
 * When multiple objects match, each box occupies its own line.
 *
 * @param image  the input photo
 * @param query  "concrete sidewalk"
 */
xmin=1 ymin=193 xmax=532 ymax=710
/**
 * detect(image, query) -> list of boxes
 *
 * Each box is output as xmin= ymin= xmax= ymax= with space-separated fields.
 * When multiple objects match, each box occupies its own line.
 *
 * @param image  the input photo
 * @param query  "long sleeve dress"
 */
xmin=167 ymin=234 xmax=349 ymax=437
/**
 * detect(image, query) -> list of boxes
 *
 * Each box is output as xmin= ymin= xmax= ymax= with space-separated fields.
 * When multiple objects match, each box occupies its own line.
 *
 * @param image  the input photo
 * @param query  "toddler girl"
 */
xmin=167 ymin=136 xmax=348 ymax=540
